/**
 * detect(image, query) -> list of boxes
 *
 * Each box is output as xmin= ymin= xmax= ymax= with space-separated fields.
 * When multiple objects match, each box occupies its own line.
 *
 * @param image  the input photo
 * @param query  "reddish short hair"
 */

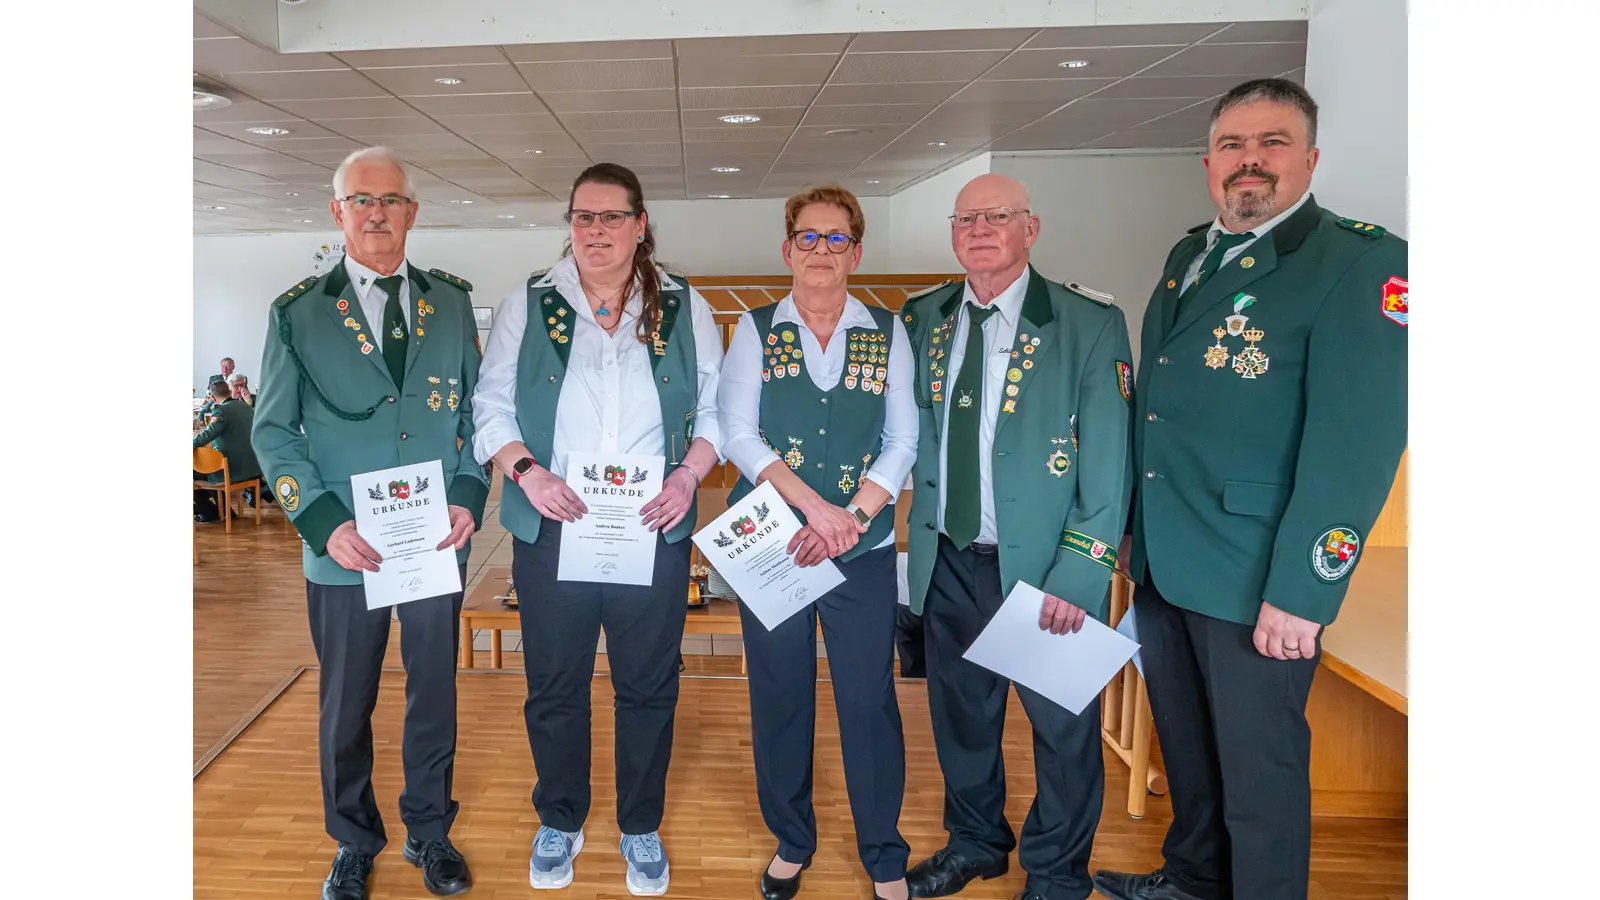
xmin=784 ymin=184 xmax=866 ymax=241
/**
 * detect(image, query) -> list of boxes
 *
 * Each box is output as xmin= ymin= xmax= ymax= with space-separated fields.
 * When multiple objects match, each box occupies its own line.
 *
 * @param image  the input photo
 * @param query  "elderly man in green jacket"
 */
xmin=1093 ymin=79 xmax=1408 ymax=900
xmin=902 ymin=173 xmax=1134 ymax=900
xmin=253 ymin=146 xmax=487 ymax=900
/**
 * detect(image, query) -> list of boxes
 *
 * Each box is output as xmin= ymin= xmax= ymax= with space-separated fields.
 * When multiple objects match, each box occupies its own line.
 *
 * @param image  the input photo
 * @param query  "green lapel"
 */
xmin=994 ymin=266 xmax=1054 ymax=440
xmin=1152 ymin=230 xmax=1208 ymax=346
xmin=404 ymin=265 xmax=435 ymax=381
xmin=1167 ymin=196 xmax=1323 ymax=342
xmin=320 ymin=260 xmax=391 ymax=383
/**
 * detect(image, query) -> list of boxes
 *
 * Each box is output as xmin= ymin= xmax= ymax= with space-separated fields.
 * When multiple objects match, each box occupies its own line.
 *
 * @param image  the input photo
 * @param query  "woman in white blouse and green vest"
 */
xmin=471 ymin=163 xmax=724 ymax=896
xmin=719 ymin=186 xmax=917 ymax=900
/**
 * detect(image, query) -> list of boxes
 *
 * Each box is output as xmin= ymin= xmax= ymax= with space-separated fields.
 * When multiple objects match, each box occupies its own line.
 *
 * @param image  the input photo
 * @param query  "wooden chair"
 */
xmin=192 ymin=446 xmax=262 ymax=535
xmin=1101 ymin=572 xmax=1168 ymax=817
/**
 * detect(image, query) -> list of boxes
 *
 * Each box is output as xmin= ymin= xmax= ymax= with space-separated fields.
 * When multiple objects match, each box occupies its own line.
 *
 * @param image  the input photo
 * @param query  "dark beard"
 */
xmin=1223 ymin=167 xmax=1279 ymax=228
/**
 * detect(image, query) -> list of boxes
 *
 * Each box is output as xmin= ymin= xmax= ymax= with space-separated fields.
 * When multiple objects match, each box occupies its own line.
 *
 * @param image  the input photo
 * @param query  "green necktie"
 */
xmin=1171 ymin=230 xmax=1254 ymax=331
xmin=945 ymin=302 xmax=998 ymax=550
xmin=375 ymin=274 xmax=407 ymax=388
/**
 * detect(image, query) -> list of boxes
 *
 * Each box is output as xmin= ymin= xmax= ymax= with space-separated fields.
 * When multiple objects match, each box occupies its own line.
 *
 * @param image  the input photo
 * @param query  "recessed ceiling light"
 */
xmin=450 ymin=200 xmax=474 ymax=204
xmin=525 ymin=223 xmax=539 ymax=227
xmin=193 ymin=89 xmax=232 ymax=112
xmin=718 ymin=114 xmax=763 ymax=124
xmin=298 ymin=219 xmax=315 ymax=223
xmin=707 ymin=194 xmax=731 ymax=199
xmin=866 ymin=180 xmax=881 ymax=184
xmin=246 ymin=126 xmax=293 ymax=136
xmin=710 ymin=166 xmax=741 ymax=173
xmin=824 ymin=128 xmax=871 ymax=137
xmin=497 ymin=214 xmax=516 ymax=218
xmin=524 ymin=149 xmax=544 ymax=154
xmin=434 ymin=76 xmax=465 ymax=85
xmin=928 ymin=141 xmax=948 ymax=146
xmin=202 ymin=205 xmax=227 ymax=210
xmin=1058 ymin=59 xmax=1091 ymax=69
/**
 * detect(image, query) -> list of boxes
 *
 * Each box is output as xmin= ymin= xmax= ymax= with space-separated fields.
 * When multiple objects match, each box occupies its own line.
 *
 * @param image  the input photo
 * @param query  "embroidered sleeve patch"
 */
xmin=1116 ymin=361 xmax=1134 ymax=403
xmin=1381 ymin=276 xmax=1408 ymax=326
xmin=1310 ymin=526 xmax=1361 ymax=582
xmin=275 ymin=475 xmax=301 ymax=513
xmin=1060 ymin=529 xmax=1118 ymax=570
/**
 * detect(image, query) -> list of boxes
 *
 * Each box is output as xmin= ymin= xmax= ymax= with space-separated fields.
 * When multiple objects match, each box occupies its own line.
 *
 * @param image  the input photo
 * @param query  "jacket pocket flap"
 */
xmin=1223 ymin=480 xmax=1290 ymax=517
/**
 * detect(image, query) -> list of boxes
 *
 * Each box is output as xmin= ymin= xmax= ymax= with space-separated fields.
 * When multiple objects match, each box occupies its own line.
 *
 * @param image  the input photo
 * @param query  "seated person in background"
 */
xmin=193 ymin=380 xmax=263 ymax=522
xmin=196 ymin=377 xmax=228 ymax=421
xmin=210 ymin=356 xmax=237 ymax=387
xmin=229 ymin=373 xmax=256 ymax=406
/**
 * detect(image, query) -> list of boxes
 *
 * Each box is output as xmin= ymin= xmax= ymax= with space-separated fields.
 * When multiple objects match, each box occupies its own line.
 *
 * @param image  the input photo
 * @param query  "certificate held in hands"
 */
xmin=690 ymin=481 xmax=845 ymax=631
xmin=350 ymin=459 xmax=462 ymax=610
xmin=558 ymin=452 xmax=663 ymax=586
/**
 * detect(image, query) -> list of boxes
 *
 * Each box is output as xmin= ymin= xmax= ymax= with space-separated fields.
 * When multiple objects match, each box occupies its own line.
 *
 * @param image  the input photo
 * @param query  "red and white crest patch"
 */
xmin=1381 ymin=276 xmax=1408 ymax=326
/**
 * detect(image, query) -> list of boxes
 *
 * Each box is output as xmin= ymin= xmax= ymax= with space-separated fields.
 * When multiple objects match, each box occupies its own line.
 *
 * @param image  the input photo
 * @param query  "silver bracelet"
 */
xmin=677 ymin=459 xmax=704 ymax=484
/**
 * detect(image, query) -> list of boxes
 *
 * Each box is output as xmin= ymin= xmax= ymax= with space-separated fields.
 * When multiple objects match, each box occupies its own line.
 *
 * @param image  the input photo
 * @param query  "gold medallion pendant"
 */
xmin=838 ymin=464 xmax=856 ymax=494
xmin=1046 ymin=437 xmax=1072 ymax=477
xmin=1204 ymin=326 xmax=1230 ymax=369
xmin=1232 ymin=328 xmax=1270 ymax=379
xmin=784 ymin=437 xmax=805 ymax=469
xmin=958 ymin=390 xmax=974 ymax=409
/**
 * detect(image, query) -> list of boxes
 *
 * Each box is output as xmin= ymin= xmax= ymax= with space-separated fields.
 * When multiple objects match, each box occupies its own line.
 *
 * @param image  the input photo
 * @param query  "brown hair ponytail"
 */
xmin=565 ymin=162 xmax=663 ymax=345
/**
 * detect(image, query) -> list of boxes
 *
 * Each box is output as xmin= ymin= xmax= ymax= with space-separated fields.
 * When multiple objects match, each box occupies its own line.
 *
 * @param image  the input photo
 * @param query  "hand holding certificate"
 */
xmin=350 ymin=459 xmax=463 ymax=610
xmin=690 ymin=481 xmax=845 ymax=631
xmin=962 ymin=581 xmax=1139 ymax=715
xmin=557 ymin=452 xmax=663 ymax=586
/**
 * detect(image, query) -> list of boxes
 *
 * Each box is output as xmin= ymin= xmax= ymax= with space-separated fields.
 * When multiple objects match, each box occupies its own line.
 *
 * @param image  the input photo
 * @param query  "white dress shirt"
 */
xmin=719 ymin=293 xmax=918 ymax=551
xmin=344 ymin=255 xmax=413 ymax=351
xmin=937 ymin=267 xmax=1030 ymax=546
xmin=1180 ymin=190 xmax=1312 ymax=291
xmin=471 ymin=255 xmax=725 ymax=476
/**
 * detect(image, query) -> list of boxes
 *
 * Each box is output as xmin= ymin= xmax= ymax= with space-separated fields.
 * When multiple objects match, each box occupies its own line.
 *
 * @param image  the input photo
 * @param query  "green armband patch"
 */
xmin=1060 ymin=529 xmax=1117 ymax=569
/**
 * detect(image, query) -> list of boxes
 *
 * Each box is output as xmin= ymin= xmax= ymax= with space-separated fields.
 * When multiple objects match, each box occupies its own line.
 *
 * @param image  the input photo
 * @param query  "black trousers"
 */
xmin=1134 ymin=581 xmax=1319 ymax=900
xmin=739 ymin=544 xmax=910 ymax=882
xmin=513 ymin=518 xmax=690 ymax=834
xmin=923 ymin=536 xmax=1104 ymax=900
xmin=306 ymin=564 xmax=467 ymax=857
xmin=894 ymin=605 xmax=926 ymax=678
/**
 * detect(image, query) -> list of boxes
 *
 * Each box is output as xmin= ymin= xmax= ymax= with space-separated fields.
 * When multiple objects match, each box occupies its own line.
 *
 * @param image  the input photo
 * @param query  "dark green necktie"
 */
xmin=1171 ymin=230 xmax=1254 ymax=330
xmin=945 ymin=302 xmax=998 ymax=550
xmin=375 ymin=274 xmax=407 ymax=388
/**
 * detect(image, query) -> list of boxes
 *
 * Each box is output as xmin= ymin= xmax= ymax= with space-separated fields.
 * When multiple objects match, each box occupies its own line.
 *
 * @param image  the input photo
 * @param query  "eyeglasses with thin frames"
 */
xmin=565 ymin=209 xmax=638 ymax=228
xmin=337 ymin=193 xmax=415 ymax=211
xmin=790 ymin=230 xmax=859 ymax=253
xmin=948 ymin=207 xmax=1030 ymax=229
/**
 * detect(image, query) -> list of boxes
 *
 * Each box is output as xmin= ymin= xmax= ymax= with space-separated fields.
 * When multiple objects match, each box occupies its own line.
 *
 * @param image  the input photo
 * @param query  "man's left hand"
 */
xmin=1039 ymin=593 xmax=1087 ymax=635
xmin=1253 ymin=601 xmax=1322 ymax=660
xmin=641 ymin=467 xmax=698 ymax=533
xmin=436 ymin=505 xmax=477 ymax=551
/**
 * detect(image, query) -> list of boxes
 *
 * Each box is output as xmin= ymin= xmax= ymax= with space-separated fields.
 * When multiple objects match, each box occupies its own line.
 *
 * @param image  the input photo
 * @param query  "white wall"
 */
xmin=194 ymin=196 xmax=891 ymax=390
xmin=991 ymin=151 xmax=1217 ymax=366
xmin=1305 ymin=0 xmax=1407 ymax=237
xmin=888 ymin=154 xmax=993 ymax=275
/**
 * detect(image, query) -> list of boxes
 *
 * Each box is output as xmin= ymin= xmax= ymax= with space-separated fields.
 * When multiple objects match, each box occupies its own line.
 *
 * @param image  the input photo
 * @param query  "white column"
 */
xmin=1304 ymin=0 xmax=1408 ymax=238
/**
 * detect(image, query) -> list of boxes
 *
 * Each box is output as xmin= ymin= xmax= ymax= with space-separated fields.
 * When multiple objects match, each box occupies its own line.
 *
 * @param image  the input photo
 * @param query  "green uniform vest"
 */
xmin=902 ymin=266 xmax=1135 ymax=619
xmin=726 ymin=303 xmax=896 ymax=562
xmin=499 ymin=270 xmax=701 ymax=545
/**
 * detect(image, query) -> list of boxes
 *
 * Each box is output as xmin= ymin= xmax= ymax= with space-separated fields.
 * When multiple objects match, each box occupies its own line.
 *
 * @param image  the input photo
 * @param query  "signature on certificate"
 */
xmin=782 ymin=583 xmax=811 ymax=605
xmin=595 ymin=561 xmax=619 ymax=574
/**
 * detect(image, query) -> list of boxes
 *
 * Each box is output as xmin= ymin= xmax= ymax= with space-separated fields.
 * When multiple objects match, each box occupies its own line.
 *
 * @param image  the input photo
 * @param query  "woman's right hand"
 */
xmin=800 ymin=500 xmax=861 ymax=558
xmin=521 ymin=464 xmax=588 ymax=522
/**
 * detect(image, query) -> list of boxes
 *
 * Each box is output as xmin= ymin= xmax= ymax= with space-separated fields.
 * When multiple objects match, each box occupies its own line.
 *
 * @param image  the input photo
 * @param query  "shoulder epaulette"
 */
xmin=905 ymin=279 xmax=952 ymax=302
xmin=1186 ymin=221 xmax=1211 ymax=234
xmin=1334 ymin=217 xmax=1388 ymax=238
xmin=273 ymin=274 xmax=320 ymax=308
xmin=428 ymin=268 xmax=473 ymax=291
xmin=1064 ymin=281 xmax=1115 ymax=306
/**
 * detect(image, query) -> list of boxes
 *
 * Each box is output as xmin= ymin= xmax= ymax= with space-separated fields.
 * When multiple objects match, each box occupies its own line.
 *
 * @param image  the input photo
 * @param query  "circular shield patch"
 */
xmin=275 ymin=475 xmax=301 ymax=513
xmin=1311 ymin=526 xmax=1361 ymax=582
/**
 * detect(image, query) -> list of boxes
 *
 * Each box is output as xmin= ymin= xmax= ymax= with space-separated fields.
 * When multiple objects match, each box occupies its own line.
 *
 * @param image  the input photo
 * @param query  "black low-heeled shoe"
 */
xmin=759 ymin=854 xmax=814 ymax=900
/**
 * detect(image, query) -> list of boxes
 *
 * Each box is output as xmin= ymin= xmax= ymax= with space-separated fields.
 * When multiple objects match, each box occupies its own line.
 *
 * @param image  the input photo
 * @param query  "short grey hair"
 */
xmin=1208 ymin=78 xmax=1319 ymax=148
xmin=332 ymin=146 xmax=415 ymax=199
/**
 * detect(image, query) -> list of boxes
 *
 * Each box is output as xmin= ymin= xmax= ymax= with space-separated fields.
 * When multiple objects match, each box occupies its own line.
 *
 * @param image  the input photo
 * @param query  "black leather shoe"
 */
xmin=321 ymin=847 xmax=373 ymax=900
xmin=403 ymin=836 xmax=473 ymax=897
xmin=1092 ymin=869 xmax=1206 ymax=900
xmin=759 ymin=854 xmax=813 ymax=900
xmin=906 ymin=847 xmax=1008 ymax=898
xmin=1012 ymin=891 xmax=1048 ymax=900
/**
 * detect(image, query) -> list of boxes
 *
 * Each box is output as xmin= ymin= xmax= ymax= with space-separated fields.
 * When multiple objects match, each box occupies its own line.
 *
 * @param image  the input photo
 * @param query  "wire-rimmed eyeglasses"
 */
xmin=565 ymin=209 xmax=639 ymax=228
xmin=338 ymin=193 xmax=415 ymax=211
xmin=949 ymin=207 xmax=1030 ymax=228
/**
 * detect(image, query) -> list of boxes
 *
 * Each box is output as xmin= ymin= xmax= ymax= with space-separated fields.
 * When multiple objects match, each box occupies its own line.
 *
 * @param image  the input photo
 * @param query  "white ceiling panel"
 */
xmin=216 ymin=69 xmax=381 ymax=101
xmin=1025 ymin=24 xmax=1225 ymax=48
xmin=949 ymin=78 xmax=1116 ymax=104
xmin=678 ymin=54 xmax=838 ymax=88
xmin=801 ymin=104 xmax=934 ymax=126
xmin=850 ymin=29 xmax=1034 ymax=53
xmin=678 ymin=86 xmax=819 ymax=110
xmin=1089 ymin=75 xmax=1247 ymax=100
xmin=1140 ymin=42 xmax=1307 ymax=78
xmin=193 ymin=100 xmax=301 ymax=125
xmin=682 ymin=108 xmax=805 ymax=129
xmin=984 ymin=46 xmax=1182 ymax=81
xmin=362 ymin=64 xmax=531 ymax=96
xmin=832 ymin=51 xmax=1009 ymax=85
xmin=677 ymin=34 xmax=851 ymax=57
xmin=543 ymin=89 xmax=678 ymax=112
xmin=437 ymin=114 xmax=566 ymax=134
xmin=815 ymin=82 xmax=966 ymax=105
xmin=318 ymin=117 xmax=450 ymax=138
xmin=404 ymin=93 xmax=552 ymax=117
xmin=568 ymin=128 xmax=683 ymax=145
xmin=1204 ymin=21 xmax=1309 ymax=43
xmin=560 ymin=110 xmax=682 ymax=132
xmin=682 ymin=125 xmax=797 ymax=143
xmin=516 ymin=59 xmax=675 ymax=92
xmin=194 ymin=11 xmax=233 ymax=39
xmin=273 ymin=97 xmax=419 ymax=119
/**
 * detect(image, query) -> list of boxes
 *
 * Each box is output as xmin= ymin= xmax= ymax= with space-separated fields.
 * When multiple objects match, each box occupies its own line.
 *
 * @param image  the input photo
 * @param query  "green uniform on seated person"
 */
xmin=193 ymin=382 xmax=262 ymax=521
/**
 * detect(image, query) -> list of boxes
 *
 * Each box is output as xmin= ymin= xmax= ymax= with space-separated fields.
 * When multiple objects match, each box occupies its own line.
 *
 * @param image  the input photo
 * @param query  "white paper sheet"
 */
xmin=1115 ymin=601 xmax=1144 ymax=678
xmin=690 ymin=481 xmax=845 ymax=631
xmin=962 ymin=580 xmax=1140 ymax=715
xmin=350 ymin=459 xmax=462 ymax=610
xmin=558 ymin=452 xmax=664 ymax=586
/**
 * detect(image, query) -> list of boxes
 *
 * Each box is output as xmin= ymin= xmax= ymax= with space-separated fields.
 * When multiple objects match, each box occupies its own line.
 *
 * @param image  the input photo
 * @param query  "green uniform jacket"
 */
xmin=1130 ymin=196 xmax=1408 ymax=627
xmin=193 ymin=397 xmax=262 ymax=483
xmin=252 ymin=261 xmax=490 ymax=586
xmin=904 ymin=266 xmax=1135 ymax=620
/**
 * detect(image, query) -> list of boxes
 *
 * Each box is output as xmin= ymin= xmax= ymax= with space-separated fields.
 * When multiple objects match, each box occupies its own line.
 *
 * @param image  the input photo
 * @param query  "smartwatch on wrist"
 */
xmin=510 ymin=456 xmax=537 ymax=484
xmin=845 ymin=503 xmax=871 ymax=527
